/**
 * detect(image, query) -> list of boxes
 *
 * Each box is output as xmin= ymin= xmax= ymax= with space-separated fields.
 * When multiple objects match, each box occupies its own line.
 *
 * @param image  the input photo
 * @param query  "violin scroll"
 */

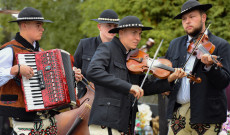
xmin=187 ymin=74 xmax=202 ymax=83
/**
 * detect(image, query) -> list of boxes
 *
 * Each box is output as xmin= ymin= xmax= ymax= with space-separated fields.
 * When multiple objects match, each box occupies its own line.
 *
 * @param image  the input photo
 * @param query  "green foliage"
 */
xmin=0 ymin=0 xmax=230 ymax=57
xmin=0 ymin=0 xmax=83 ymax=54
xmin=77 ymin=0 xmax=230 ymax=58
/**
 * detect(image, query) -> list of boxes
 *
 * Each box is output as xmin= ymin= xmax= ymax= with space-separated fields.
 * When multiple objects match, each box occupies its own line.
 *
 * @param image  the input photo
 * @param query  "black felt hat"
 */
xmin=91 ymin=9 xmax=119 ymax=24
xmin=9 ymin=7 xmax=53 ymax=23
xmin=174 ymin=0 xmax=212 ymax=19
xmin=109 ymin=16 xmax=152 ymax=33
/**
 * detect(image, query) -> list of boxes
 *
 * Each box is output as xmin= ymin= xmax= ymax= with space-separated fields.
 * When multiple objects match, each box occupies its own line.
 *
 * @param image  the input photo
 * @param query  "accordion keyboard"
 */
xmin=18 ymin=54 xmax=45 ymax=110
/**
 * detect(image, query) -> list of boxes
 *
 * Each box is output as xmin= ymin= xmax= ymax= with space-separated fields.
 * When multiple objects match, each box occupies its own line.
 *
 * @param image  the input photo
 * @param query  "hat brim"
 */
xmin=109 ymin=26 xmax=153 ymax=33
xmin=91 ymin=19 xmax=119 ymax=24
xmin=174 ymin=4 xmax=212 ymax=19
xmin=9 ymin=19 xmax=53 ymax=23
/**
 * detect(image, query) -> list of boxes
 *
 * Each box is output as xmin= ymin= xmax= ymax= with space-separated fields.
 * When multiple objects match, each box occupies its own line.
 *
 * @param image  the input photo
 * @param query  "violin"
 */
xmin=126 ymin=49 xmax=201 ymax=83
xmin=186 ymin=23 xmax=223 ymax=67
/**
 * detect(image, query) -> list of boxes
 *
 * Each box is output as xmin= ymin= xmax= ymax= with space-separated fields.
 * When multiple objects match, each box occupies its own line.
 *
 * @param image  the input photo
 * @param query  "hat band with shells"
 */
xmin=98 ymin=18 xmax=119 ymax=22
xmin=17 ymin=17 xmax=44 ymax=21
xmin=118 ymin=24 xmax=144 ymax=28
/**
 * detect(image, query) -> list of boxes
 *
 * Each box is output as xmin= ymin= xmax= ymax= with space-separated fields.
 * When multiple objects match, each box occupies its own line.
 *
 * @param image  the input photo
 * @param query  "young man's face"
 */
xmin=98 ymin=23 xmax=118 ymax=41
xmin=119 ymin=27 xmax=142 ymax=51
xmin=181 ymin=10 xmax=206 ymax=37
xmin=25 ymin=21 xmax=44 ymax=41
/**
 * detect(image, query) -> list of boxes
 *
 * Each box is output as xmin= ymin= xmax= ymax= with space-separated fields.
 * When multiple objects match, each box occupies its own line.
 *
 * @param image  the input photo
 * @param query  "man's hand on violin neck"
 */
xmin=201 ymin=54 xmax=216 ymax=67
xmin=129 ymin=85 xmax=144 ymax=99
xmin=168 ymin=68 xmax=186 ymax=83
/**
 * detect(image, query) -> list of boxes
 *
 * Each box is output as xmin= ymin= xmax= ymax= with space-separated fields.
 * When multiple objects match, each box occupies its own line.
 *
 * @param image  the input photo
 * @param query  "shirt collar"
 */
xmin=15 ymin=32 xmax=40 ymax=52
xmin=97 ymin=35 xmax=102 ymax=44
xmin=32 ymin=41 xmax=36 ymax=48
xmin=113 ymin=36 xmax=127 ymax=55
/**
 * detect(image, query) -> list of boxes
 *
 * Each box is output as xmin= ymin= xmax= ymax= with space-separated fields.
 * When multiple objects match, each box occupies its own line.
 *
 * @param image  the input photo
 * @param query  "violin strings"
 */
xmin=81 ymin=80 xmax=94 ymax=92
xmin=80 ymin=104 xmax=91 ymax=120
xmin=82 ymin=76 xmax=94 ymax=89
xmin=198 ymin=44 xmax=221 ymax=64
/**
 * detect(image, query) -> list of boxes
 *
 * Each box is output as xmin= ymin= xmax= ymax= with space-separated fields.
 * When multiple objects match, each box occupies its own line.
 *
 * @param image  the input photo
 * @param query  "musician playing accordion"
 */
xmin=0 ymin=7 xmax=80 ymax=135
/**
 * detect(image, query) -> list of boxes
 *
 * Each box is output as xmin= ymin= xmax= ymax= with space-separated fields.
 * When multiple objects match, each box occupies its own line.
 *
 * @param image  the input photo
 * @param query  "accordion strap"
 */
xmin=0 ymin=44 xmax=34 ymax=52
xmin=8 ymin=44 xmax=34 ymax=52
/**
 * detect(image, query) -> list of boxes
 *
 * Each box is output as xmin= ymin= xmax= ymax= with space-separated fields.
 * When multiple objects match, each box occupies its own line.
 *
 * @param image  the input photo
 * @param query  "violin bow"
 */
xmin=132 ymin=39 xmax=164 ymax=107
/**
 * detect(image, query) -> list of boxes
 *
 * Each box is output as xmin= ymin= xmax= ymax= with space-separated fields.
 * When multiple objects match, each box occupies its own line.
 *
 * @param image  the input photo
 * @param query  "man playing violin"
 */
xmin=166 ymin=0 xmax=230 ymax=135
xmin=86 ymin=16 xmax=186 ymax=135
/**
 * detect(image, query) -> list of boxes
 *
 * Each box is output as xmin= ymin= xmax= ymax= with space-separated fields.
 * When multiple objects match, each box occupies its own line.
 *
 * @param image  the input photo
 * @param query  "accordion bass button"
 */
xmin=40 ymin=85 xmax=45 ymax=90
xmin=38 ymin=70 xmax=43 ymax=75
xmin=45 ymin=66 xmax=51 ymax=71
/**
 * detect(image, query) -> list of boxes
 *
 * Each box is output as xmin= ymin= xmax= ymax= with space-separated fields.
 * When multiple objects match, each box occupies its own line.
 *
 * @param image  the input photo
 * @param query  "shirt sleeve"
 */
xmin=0 ymin=47 xmax=15 ymax=86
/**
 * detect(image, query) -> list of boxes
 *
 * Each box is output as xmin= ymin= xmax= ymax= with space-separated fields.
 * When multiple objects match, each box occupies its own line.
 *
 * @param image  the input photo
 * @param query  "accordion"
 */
xmin=16 ymin=49 xmax=76 ymax=112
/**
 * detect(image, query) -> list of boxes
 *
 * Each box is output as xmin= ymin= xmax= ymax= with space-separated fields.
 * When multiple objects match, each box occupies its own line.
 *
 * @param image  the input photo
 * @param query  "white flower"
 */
xmin=219 ymin=131 xmax=227 ymax=135
xmin=137 ymin=104 xmax=152 ymax=126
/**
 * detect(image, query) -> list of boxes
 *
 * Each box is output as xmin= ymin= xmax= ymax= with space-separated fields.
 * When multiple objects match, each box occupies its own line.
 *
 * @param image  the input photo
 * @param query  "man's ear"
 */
xmin=20 ymin=22 xmax=27 ymax=29
xmin=202 ymin=13 xmax=207 ymax=23
xmin=97 ymin=23 xmax=101 ymax=31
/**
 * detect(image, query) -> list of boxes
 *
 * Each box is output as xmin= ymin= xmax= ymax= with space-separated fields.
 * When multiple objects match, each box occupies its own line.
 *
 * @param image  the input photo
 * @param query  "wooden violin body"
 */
xmin=55 ymin=86 xmax=95 ymax=135
xmin=126 ymin=50 xmax=172 ymax=79
xmin=126 ymin=49 xmax=201 ymax=83
xmin=187 ymin=31 xmax=223 ymax=67
xmin=187 ymin=34 xmax=215 ymax=59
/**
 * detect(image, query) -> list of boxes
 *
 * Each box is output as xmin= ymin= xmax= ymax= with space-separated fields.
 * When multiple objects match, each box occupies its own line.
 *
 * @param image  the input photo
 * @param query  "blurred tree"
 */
xmin=0 ymin=0 xmax=83 ymax=54
xmin=0 ymin=0 xmax=229 ymax=56
xmin=78 ymin=0 xmax=230 ymax=58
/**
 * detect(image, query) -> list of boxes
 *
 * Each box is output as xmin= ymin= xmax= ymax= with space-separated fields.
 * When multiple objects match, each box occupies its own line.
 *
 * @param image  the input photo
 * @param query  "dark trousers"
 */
xmin=158 ymin=94 xmax=169 ymax=135
xmin=0 ymin=116 xmax=12 ymax=135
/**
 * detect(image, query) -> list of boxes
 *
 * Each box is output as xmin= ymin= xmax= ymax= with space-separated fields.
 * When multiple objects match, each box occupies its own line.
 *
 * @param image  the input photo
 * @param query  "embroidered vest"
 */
xmin=0 ymin=40 xmax=33 ymax=108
